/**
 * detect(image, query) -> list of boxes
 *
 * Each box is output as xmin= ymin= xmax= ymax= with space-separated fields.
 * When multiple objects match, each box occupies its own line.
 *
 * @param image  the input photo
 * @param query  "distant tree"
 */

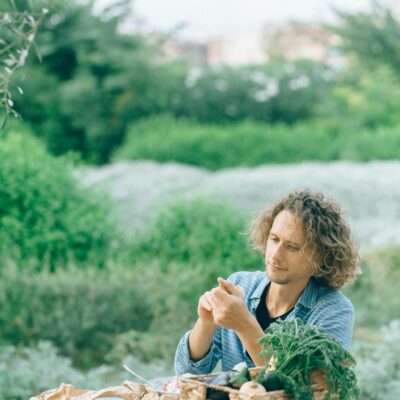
xmin=11 ymin=0 xmax=184 ymax=163
xmin=330 ymin=2 xmax=400 ymax=77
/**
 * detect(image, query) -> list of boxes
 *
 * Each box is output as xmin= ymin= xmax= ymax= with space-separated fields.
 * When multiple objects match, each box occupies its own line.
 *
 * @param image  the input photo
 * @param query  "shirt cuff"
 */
xmin=176 ymin=330 xmax=217 ymax=374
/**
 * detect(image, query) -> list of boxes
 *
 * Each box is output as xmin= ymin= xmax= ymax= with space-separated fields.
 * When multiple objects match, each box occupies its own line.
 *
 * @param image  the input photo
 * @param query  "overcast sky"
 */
xmin=97 ymin=0 xmax=374 ymax=41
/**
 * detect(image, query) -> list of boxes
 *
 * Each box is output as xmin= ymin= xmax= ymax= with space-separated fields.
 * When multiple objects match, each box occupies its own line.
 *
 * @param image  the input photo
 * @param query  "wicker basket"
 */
xmin=179 ymin=368 xmax=327 ymax=400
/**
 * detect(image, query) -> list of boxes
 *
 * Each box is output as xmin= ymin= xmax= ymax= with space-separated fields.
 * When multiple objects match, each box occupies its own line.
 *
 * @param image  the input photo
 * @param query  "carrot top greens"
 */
xmin=257 ymin=318 xmax=359 ymax=400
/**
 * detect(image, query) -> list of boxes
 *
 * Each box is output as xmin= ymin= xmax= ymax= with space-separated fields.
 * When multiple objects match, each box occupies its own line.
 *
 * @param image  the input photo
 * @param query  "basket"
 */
xmin=179 ymin=367 xmax=327 ymax=400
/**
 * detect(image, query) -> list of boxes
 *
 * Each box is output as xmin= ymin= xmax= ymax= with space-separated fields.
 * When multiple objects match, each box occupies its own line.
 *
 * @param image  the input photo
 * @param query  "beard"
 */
xmin=266 ymin=264 xmax=292 ymax=285
xmin=266 ymin=271 xmax=292 ymax=285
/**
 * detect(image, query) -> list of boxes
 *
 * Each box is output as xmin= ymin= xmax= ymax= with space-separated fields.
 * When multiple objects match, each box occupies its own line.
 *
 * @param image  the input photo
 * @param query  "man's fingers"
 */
xmin=210 ymin=287 xmax=230 ymax=305
xmin=217 ymin=277 xmax=234 ymax=292
xmin=199 ymin=292 xmax=213 ymax=311
xmin=218 ymin=277 xmax=244 ymax=297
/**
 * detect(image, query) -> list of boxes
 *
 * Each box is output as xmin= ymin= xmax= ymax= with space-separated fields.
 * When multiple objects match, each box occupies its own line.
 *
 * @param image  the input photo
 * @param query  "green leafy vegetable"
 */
xmin=257 ymin=319 xmax=360 ymax=400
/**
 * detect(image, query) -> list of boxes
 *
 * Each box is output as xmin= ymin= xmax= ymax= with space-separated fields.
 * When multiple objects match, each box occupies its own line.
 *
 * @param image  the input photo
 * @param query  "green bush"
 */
xmin=107 ymin=263 xmax=210 ymax=364
xmin=115 ymin=114 xmax=400 ymax=169
xmin=0 ymin=133 xmax=119 ymax=269
xmin=0 ymin=266 xmax=153 ymax=368
xmin=336 ymin=126 xmax=400 ymax=161
xmin=0 ymin=260 xmax=240 ymax=370
xmin=130 ymin=197 xmax=262 ymax=282
xmin=345 ymin=246 xmax=400 ymax=328
xmin=114 ymin=115 xmax=335 ymax=169
xmin=319 ymin=66 xmax=400 ymax=130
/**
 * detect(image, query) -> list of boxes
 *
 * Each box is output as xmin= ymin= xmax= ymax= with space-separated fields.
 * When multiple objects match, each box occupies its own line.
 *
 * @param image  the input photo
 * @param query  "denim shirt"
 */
xmin=174 ymin=270 xmax=354 ymax=375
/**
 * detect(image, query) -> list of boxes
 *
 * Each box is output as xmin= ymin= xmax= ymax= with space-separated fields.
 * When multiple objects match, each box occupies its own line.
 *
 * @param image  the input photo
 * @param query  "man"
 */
xmin=174 ymin=190 xmax=360 ymax=375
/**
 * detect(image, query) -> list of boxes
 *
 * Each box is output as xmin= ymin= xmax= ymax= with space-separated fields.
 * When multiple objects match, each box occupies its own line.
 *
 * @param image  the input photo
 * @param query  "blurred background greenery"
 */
xmin=1 ymin=0 xmax=400 ymax=399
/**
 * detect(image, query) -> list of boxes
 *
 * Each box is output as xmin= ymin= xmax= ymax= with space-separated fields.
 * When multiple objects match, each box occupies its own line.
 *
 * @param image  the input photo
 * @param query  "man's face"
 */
xmin=265 ymin=210 xmax=316 ymax=287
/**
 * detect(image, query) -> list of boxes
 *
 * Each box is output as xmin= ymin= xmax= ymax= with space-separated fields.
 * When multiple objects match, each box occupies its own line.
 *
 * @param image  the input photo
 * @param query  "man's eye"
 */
xmin=287 ymin=245 xmax=299 ymax=251
xmin=269 ymin=236 xmax=278 ymax=242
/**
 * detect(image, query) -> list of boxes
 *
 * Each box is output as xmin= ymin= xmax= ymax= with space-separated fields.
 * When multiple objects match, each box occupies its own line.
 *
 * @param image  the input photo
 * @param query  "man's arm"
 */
xmin=188 ymin=319 xmax=218 ymax=360
xmin=235 ymin=315 xmax=268 ymax=366
xmin=174 ymin=327 xmax=222 ymax=375
xmin=174 ymin=290 xmax=222 ymax=375
xmin=188 ymin=290 xmax=219 ymax=360
xmin=210 ymin=278 xmax=268 ymax=366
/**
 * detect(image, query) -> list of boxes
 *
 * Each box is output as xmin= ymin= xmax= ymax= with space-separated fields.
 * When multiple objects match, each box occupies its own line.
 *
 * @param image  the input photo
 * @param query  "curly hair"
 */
xmin=251 ymin=190 xmax=360 ymax=289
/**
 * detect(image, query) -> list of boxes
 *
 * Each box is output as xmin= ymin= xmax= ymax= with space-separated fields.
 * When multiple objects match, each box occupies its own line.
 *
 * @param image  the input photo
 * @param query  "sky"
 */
xmin=97 ymin=0 xmax=374 ymax=42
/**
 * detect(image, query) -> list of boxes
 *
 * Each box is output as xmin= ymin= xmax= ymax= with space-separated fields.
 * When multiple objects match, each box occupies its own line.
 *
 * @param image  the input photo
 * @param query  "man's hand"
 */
xmin=197 ymin=291 xmax=217 ymax=326
xmin=218 ymin=277 xmax=244 ymax=298
xmin=208 ymin=277 xmax=252 ymax=331
xmin=189 ymin=291 xmax=219 ymax=361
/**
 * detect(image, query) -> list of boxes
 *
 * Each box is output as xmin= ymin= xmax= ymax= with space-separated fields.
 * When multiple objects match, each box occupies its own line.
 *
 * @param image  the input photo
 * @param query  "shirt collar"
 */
xmin=297 ymin=278 xmax=319 ymax=309
xmin=249 ymin=274 xmax=319 ymax=310
xmin=250 ymin=273 xmax=269 ymax=300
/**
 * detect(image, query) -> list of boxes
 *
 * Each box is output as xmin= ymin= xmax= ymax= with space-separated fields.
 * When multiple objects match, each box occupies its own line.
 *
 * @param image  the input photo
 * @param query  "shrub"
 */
xmin=0 ymin=133 xmax=119 ymax=269
xmin=336 ymin=126 xmax=400 ymax=161
xmin=0 ymin=261 xmax=232 ymax=370
xmin=0 ymin=266 xmax=153 ymax=368
xmin=115 ymin=114 xmax=400 ymax=170
xmin=107 ymin=263 xmax=208 ymax=364
xmin=345 ymin=246 xmax=400 ymax=328
xmin=114 ymin=115 xmax=336 ymax=169
xmin=130 ymin=196 xmax=262 ymax=282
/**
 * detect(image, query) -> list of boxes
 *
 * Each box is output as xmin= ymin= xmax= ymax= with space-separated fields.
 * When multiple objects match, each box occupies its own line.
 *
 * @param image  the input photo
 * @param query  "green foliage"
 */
xmin=0 ymin=260 xmax=235 ymax=369
xmin=116 ymin=114 xmax=400 ymax=170
xmin=331 ymin=3 xmax=400 ymax=78
xmin=318 ymin=65 xmax=400 ymax=130
xmin=115 ymin=115 xmax=333 ymax=169
xmin=170 ymin=60 xmax=331 ymax=124
xmin=0 ymin=0 xmax=49 ymax=127
xmin=108 ymin=263 xmax=205 ymax=363
xmin=0 ymin=266 xmax=153 ymax=368
xmin=325 ymin=2 xmax=400 ymax=138
xmin=5 ymin=0 xmax=400 ymax=166
xmin=345 ymin=246 xmax=400 ymax=328
xmin=0 ymin=133 xmax=118 ymax=269
xmin=12 ymin=0 xmax=187 ymax=163
xmin=130 ymin=196 xmax=262 ymax=282
xmin=0 ymin=196 xmax=263 ymax=368
xmin=258 ymin=319 xmax=359 ymax=400
xmin=10 ymin=0 xmax=333 ymax=163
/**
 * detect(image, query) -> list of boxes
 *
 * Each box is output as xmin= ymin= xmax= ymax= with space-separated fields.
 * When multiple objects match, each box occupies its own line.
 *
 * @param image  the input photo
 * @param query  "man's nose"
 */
xmin=271 ymin=242 xmax=283 ymax=261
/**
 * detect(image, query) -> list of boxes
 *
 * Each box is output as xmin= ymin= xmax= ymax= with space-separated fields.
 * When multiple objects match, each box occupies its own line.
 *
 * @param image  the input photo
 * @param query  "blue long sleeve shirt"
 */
xmin=174 ymin=270 xmax=354 ymax=375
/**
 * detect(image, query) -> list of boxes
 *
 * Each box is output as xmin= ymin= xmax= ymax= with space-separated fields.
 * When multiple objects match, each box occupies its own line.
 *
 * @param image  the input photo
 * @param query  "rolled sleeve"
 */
xmin=174 ymin=328 xmax=222 ymax=375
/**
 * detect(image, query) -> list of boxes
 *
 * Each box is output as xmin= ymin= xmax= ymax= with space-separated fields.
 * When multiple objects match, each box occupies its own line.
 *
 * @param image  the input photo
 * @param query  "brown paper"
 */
xmin=30 ymin=380 xmax=178 ymax=400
